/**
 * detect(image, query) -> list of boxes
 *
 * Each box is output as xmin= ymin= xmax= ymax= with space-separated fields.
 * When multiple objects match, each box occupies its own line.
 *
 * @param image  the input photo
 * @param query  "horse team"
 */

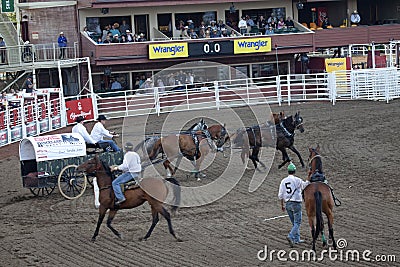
xmin=77 ymin=110 xmax=337 ymax=251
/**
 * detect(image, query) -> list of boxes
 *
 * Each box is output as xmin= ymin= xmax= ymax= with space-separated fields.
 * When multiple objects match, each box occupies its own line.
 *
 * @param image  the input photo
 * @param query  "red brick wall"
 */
xmin=23 ymin=5 xmax=78 ymax=48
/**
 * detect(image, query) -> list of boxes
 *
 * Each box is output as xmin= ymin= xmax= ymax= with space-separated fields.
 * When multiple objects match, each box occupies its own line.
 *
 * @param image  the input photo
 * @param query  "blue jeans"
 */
xmin=285 ymin=201 xmax=302 ymax=242
xmin=112 ymin=172 xmax=139 ymax=201
xmin=98 ymin=140 xmax=121 ymax=152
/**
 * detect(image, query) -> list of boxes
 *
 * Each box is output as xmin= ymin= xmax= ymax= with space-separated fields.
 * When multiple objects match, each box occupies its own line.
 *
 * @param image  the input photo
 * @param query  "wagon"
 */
xmin=19 ymin=133 xmax=123 ymax=199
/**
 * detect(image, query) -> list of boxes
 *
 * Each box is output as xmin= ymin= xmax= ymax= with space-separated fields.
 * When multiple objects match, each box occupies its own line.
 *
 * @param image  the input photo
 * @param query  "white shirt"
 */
xmin=72 ymin=123 xmax=96 ymax=144
xmin=91 ymin=122 xmax=113 ymax=143
xmin=118 ymin=151 xmax=141 ymax=173
xmin=278 ymin=175 xmax=309 ymax=202
xmin=238 ymin=19 xmax=247 ymax=29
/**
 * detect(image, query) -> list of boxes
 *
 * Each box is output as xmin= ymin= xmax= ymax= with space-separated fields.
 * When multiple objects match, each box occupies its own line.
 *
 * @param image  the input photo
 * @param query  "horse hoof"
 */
xmin=139 ymin=237 xmax=147 ymax=241
xmin=91 ymin=237 xmax=96 ymax=242
xmin=176 ymin=238 xmax=183 ymax=242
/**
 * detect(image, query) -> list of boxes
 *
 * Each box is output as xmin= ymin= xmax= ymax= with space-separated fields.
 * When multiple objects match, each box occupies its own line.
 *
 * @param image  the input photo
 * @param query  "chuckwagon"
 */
xmin=19 ymin=133 xmax=123 ymax=199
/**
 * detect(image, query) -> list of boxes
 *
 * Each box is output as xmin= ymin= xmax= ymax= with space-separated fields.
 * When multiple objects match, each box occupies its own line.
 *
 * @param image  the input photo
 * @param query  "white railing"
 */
xmin=1 ymin=67 xmax=400 ymax=147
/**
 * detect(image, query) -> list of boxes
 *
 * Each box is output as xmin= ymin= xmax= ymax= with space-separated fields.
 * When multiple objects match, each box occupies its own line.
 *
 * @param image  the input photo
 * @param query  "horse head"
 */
xmin=208 ymin=124 xmax=228 ymax=148
xmin=77 ymin=155 xmax=113 ymax=186
xmin=189 ymin=118 xmax=208 ymax=132
xmin=294 ymin=111 xmax=304 ymax=133
xmin=308 ymin=144 xmax=323 ymax=175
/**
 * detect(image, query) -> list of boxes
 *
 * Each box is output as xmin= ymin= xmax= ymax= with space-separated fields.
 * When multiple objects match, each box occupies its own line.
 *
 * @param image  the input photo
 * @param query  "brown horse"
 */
xmin=303 ymin=145 xmax=337 ymax=251
xmin=269 ymin=111 xmax=285 ymax=125
xmin=76 ymin=155 xmax=182 ymax=242
xmin=146 ymin=124 xmax=228 ymax=179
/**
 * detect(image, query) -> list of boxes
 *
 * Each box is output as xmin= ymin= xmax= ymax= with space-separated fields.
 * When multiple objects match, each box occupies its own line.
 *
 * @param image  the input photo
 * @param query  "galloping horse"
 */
xmin=276 ymin=112 xmax=305 ymax=169
xmin=303 ymin=145 xmax=337 ymax=251
xmin=76 ymin=155 xmax=182 ymax=242
xmin=134 ymin=118 xmax=208 ymax=163
xmin=146 ymin=123 xmax=228 ymax=179
xmin=232 ymin=112 xmax=304 ymax=170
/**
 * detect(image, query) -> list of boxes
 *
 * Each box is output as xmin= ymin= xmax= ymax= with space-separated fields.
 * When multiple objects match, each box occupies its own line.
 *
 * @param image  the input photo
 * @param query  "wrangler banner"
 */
xmin=149 ymin=42 xmax=189 ymax=59
xmin=325 ymin=58 xmax=347 ymax=72
xmin=234 ymin=37 xmax=272 ymax=54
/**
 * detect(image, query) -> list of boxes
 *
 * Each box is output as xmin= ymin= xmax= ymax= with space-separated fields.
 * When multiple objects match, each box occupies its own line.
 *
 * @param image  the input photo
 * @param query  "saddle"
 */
xmin=305 ymin=172 xmax=342 ymax=207
xmin=120 ymin=180 xmax=140 ymax=192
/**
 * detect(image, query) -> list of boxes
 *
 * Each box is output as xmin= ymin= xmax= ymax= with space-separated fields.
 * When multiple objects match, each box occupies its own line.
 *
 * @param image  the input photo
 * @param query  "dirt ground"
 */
xmin=0 ymin=100 xmax=399 ymax=267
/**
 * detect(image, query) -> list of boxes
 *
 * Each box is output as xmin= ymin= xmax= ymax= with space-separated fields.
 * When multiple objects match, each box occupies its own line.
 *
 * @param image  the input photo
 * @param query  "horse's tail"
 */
xmin=314 ymin=191 xmax=324 ymax=239
xmin=166 ymin=177 xmax=181 ymax=213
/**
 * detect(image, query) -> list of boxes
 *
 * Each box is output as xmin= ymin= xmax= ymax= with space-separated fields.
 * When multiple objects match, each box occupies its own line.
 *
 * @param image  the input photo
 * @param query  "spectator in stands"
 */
xmin=90 ymin=114 xmax=120 ymax=152
xmin=187 ymin=20 xmax=195 ymax=30
xmin=109 ymin=23 xmax=121 ymax=37
xmin=24 ymin=76 xmax=34 ymax=93
xmin=238 ymin=16 xmax=247 ymax=35
xmin=267 ymin=13 xmax=277 ymax=24
xmin=138 ymin=33 xmax=147 ymax=42
xmin=57 ymin=32 xmax=67 ymax=59
xmin=72 ymin=116 xmax=96 ymax=144
xmin=211 ymin=29 xmax=220 ymax=38
xmin=103 ymin=36 xmax=112 ymax=44
xmin=221 ymin=28 xmax=229 ymax=37
xmin=189 ymin=28 xmax=198 ymax=39
xmin=258 ymin=16 xmax=267 ymax=34
xmin=265 ymin=26 xmax=274 ymax=35
xmin=0 ymin=36 xmax=6 ymax=64
xmin=125 ymin=30 xmax=135 ymax=42
xmin=210 ymin=20 xmax=218 ymax=32
xmin=101 ymin=25 xmax=110 ymax=41
xmin=181 ymin=26 xmax=190 ymax=38
xmin=277 ymin=17 xmax=286 ymax=29
xmin=156 ymin=78 xmax=166 ymax=94
xmin=119 ymin=20 xmax=131 ymax=34
xmin=322 ymin=17 xmax=332 ymax=29
xmin=216 ymin=19 xmax=226 ymax=31
xmin=83 ymin=26 xmax=93 ymax=37
xmin=246 ymin=15 xmax=255 ymax=27
xmin=96 ymin=37 xmax=103 ymax=44
xmin=111 ymin=34 xmax=120 ymax=43
xmin=285 ymin=17 xmax=295 ymax=28
xmin=350 ymin=10 xmax=361 ymax=26
xmin=268 ymin=19 xmax=277 ymax=29
xmin=198 ymin=27 xmax=206 ymax=38
xmin=111 ymin=79 xmax=122 ymax=90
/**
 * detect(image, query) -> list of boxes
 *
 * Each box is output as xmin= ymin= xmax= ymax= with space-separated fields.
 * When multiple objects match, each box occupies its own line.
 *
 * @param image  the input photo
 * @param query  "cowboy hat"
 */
xmin=97 ymin=114 xmax=108 ymax=121
xmin=75 ymin=116 xmax=84 ymax=123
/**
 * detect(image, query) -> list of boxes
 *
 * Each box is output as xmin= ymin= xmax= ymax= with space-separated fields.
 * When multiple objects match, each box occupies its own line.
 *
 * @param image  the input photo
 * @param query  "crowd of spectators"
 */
xmin=175 ymin=13 xmax=298 ymax=39
xmin=84 ymin=20 xmax=148 ymax=44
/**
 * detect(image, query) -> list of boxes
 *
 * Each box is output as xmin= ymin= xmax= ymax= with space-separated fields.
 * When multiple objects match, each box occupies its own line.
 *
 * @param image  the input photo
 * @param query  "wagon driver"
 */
xmin=90 ymin=114 xmax=121 ymax=152
xmin=111 ymin=142 xmax=141 ymax=205
xmin=71 ymin=116 xmax=96 ymax=144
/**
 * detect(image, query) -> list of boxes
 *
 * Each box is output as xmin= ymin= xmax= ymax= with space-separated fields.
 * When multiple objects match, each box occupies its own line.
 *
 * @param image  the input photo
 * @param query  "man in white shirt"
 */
xmin=71 ymin=116 xmax=96 ymax=144
xmin=90 ymin=114 xmax=120 ymax=152
xmin=238 ymin=16 xmax=248 ymax=35
xmin=278 ymin=162 xmax=309 ymax=247
xmin=111 ymin=142 xmax=141 ymax=205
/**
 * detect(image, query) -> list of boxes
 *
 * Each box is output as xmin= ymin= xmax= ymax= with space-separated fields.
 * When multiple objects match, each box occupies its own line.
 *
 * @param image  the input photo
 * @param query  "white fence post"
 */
xmin=214 ymin=81 xmax=220 ymax=110
xmin=276 ymin=76 xmax=282 ymax=106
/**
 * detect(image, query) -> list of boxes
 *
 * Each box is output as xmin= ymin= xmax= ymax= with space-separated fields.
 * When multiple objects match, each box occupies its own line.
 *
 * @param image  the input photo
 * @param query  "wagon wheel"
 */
xmin=29 ymin=186 xmax=56 ymax=197
xmin=58 ymin=165 xmax=87 ymax=200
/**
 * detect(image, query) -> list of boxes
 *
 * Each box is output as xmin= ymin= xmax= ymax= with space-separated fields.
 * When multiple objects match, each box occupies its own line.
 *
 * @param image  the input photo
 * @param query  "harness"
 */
xmin=191 ymin=132 xmax=200 ymax=158
xmin=278 ymin=121 xmax=293 ymax=138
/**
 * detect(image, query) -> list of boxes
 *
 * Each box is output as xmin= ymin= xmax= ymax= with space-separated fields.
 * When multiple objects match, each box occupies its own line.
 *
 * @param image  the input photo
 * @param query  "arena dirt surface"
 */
xmin=0 ymin=100 xmax=399 ymax=266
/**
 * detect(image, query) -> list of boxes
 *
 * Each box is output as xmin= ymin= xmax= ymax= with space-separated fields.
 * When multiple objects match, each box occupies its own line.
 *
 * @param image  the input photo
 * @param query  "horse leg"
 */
xmin=106 ymin=209 xmax=121 ymax=239
xmin=141 ymin=206 xmax=160 ymax=241
xmin=163 ymin=160 xmax=174 ymax=178
xmin=326 ymin=209 xmax=337 ymax=249
xmin=160 ymin=207 xmax=182 ymax=242
xmin=288 ymin=145 xmax=305 ymax=168
xmin=173 ymin=154 xmax=183 ymax=174
xmin=278 ymin=148 xmax=291 ymax=169
xmin=92 ymin=207 xmax=107 ymax=242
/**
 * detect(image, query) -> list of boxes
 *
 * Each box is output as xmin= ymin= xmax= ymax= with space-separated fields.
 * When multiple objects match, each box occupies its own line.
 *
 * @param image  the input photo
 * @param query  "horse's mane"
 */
xmin=312 ymin=150 xmax=323 ymax=173
xmin=99 ymin=158 xmax=113 ymax=178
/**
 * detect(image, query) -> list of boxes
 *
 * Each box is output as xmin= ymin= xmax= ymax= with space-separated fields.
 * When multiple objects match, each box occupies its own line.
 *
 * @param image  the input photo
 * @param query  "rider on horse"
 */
xmin=111 ymin=142 xmax=141 ymax=205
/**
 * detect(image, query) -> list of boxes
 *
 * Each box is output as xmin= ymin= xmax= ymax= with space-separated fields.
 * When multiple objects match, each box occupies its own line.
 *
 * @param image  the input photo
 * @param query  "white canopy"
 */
xmin=19 ymin=133 xmax=86 ymax=162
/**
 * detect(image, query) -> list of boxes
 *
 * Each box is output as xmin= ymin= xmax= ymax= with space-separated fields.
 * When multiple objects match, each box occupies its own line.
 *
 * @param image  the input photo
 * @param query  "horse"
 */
xmin=231 ymin=112 xmax=304 ymax=170
xmin=303 ymin=145 xmax=337 ymax=251
xmin=276 ymin=111 xmax=305 ymax=169
xmin=269 ymin=111 xmax=285 ymax=125
xmin=134 ymin=118 xmax=208 ymax=163
xmin=146 ymin=123 xmax=228 ymax=179
xmin=76 ymin=155 xmax=182 ymax=242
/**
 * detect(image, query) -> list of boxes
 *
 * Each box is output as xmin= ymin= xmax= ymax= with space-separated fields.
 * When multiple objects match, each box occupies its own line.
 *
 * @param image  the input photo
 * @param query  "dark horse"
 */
xmin=146 ymin=124 xmax=228 ymax=179
xmin=303 ymin=145 xmax=337 ymax=251
xmin=77 ymin=155 xmax=182 ymax=242
xmin=232 ymin=112 xmax=304 ymax=170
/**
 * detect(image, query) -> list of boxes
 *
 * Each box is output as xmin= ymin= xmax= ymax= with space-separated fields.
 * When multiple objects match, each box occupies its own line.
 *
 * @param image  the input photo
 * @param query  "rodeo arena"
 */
xmin=0 ymin=0 xmax=399 ymax=266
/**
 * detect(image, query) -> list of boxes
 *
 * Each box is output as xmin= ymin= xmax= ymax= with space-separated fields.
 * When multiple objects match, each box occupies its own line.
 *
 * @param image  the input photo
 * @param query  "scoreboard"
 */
xmin=188 ymin=41 xmax=234 ymax=57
